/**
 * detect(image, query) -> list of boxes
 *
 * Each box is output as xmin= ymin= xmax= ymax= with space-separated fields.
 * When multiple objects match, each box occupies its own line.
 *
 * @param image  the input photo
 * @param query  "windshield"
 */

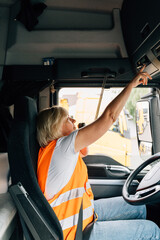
xmin=59 ymin=87 xmax=152 ymax=170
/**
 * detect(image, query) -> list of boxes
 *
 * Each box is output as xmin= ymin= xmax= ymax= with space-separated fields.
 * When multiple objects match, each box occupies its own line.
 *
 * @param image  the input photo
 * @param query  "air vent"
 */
xmin=152 ymin=41 xmax=160 ymax=58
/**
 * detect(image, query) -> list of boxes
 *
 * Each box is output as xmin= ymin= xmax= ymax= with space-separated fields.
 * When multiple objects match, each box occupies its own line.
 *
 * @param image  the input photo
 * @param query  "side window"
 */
xmin=59 ymin=87 xmax=151 ymax=169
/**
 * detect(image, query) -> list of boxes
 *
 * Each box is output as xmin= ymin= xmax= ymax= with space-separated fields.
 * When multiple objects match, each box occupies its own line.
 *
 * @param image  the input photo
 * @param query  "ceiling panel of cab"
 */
xmin=0 ymin=0 xmax=16 ymax=7
xmin=45 ymin=0 xmax=123 ymax=12
xmin=0 ymin=0 xmax=123 ymax=10
xmin=3 ymin=0 xmax=127 ymax=65
xmin=0 ymin=0 xmax=160 ymax=106
xmin=0 ymin=0 xmax=160 ymax=89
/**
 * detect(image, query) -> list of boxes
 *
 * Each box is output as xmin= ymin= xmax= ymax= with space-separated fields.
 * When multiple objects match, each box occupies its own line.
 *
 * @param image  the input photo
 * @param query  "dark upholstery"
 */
xmin=13 ymin=96 xmax=39 ymax=173
xmin=0 ymin=106 xmax=13 ymax=152
xmin=83 ymin=154 xmax=123 ymax=166
xmin=8 ymin=96 xmax=63 ymax=240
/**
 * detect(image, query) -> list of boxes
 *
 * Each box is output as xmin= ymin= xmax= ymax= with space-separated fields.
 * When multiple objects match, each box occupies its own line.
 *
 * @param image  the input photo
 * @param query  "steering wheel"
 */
xmin=122 ymin=152 xmax=160 ymax=205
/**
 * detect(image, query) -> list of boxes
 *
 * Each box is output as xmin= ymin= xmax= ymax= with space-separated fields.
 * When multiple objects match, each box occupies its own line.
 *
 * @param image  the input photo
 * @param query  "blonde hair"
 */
xmin=37 ymin=106 xmax=67 ymax=147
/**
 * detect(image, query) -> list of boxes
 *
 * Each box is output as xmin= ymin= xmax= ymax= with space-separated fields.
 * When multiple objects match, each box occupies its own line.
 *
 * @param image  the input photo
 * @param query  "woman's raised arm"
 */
xmin=75 ymin=66 xmax=152 ymax=153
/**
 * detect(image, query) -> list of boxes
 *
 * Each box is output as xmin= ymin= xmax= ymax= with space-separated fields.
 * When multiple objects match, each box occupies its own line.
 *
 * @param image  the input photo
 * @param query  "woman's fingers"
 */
xmin=136 ymin=73 xmax=148 ymax=85
xmin=139 ymin=65 xmax=152 ymax=79
xmin=137 ymin=67 xmax=152 ymax=86
xmin=140 ymin=65 xmax=146 ymax=72
xmin=142 ymin=72 xmax=152 ymax=79
xmin=142 ymin=74 xmax=150 ymax=85
xmin=131 ymin=66 xmax=152 ymax=87
xmin=141 ymin=74 xmax=148 ymax=85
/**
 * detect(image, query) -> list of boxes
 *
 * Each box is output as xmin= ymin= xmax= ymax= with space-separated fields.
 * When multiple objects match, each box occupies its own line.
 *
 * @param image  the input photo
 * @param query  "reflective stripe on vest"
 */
xmin=37 ymin=140 xmax=94 ymax=240
xmin=60 ymin=204 xmax=93 ymax=231
xmin=50 ymin=187 xmax=85 ymax=208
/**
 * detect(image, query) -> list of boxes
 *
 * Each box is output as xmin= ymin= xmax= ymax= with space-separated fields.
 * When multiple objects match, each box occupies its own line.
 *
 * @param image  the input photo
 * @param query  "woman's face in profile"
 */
xmin=61 ymin=115 xmax=76 ymax=136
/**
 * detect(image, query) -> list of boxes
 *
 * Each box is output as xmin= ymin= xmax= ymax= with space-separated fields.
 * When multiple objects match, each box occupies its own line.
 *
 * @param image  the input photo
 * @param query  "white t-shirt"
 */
xmin=45 ymin=130 xmax=79 ymax=200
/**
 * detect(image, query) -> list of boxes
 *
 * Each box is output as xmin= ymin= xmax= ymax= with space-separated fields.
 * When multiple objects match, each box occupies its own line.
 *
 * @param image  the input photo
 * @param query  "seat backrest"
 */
xmin=8 ymin=96 xmax=63 ymax=240
xmin=13 ymin=96 xmax=39 ymax=174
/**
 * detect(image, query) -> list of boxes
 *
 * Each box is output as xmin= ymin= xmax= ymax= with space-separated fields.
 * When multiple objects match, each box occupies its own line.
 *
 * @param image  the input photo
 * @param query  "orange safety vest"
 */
xmin=37 ymin=140 xmax=94 ymax=240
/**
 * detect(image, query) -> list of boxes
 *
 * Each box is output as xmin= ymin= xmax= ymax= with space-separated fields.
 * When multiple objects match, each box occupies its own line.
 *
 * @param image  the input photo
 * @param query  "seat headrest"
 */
xmin=14 ymin=96 xmax=37 ymax=123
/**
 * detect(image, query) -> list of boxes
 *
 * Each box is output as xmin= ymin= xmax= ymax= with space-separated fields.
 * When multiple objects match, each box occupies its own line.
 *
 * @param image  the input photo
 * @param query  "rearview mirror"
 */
xmin=136 ymin=100 xmax=152 ymax=159
xmin=136 ymin=90 xmax=160 ymax=160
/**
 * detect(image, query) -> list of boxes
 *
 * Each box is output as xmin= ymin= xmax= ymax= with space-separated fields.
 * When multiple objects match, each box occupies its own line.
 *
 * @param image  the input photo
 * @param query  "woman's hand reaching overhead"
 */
xmin=75 ymin=66 xmax=152 ymax=153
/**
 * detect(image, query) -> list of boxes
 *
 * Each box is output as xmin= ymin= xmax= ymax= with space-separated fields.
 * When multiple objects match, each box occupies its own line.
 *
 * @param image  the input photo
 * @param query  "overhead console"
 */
xmin=121 ymin=0 xmax=160 ymax=77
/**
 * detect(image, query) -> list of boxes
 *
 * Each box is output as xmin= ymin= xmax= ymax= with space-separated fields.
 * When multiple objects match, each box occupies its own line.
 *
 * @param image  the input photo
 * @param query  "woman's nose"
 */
xmin=71 ymin=118 xmax=76 ymax=123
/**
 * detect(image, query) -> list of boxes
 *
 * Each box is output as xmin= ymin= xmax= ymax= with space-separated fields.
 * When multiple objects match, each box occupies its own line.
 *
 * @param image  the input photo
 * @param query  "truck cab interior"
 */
xmin=0 ymin=0 xmax=160 ymax=239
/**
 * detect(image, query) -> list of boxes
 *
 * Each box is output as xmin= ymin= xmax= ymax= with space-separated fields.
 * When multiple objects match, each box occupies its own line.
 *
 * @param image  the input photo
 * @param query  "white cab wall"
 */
xmin=4 ymin=2 xmax=127 ymax=65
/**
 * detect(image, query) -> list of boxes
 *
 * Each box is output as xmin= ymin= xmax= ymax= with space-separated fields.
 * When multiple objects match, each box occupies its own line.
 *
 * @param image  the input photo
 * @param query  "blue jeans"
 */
xmin=89 ymin=197 xmax=160 ymax=240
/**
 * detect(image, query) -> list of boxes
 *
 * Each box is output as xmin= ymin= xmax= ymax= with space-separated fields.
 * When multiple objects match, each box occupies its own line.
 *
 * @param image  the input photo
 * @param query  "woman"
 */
xmin=37 ymin=66 xmax=160 ymax=240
